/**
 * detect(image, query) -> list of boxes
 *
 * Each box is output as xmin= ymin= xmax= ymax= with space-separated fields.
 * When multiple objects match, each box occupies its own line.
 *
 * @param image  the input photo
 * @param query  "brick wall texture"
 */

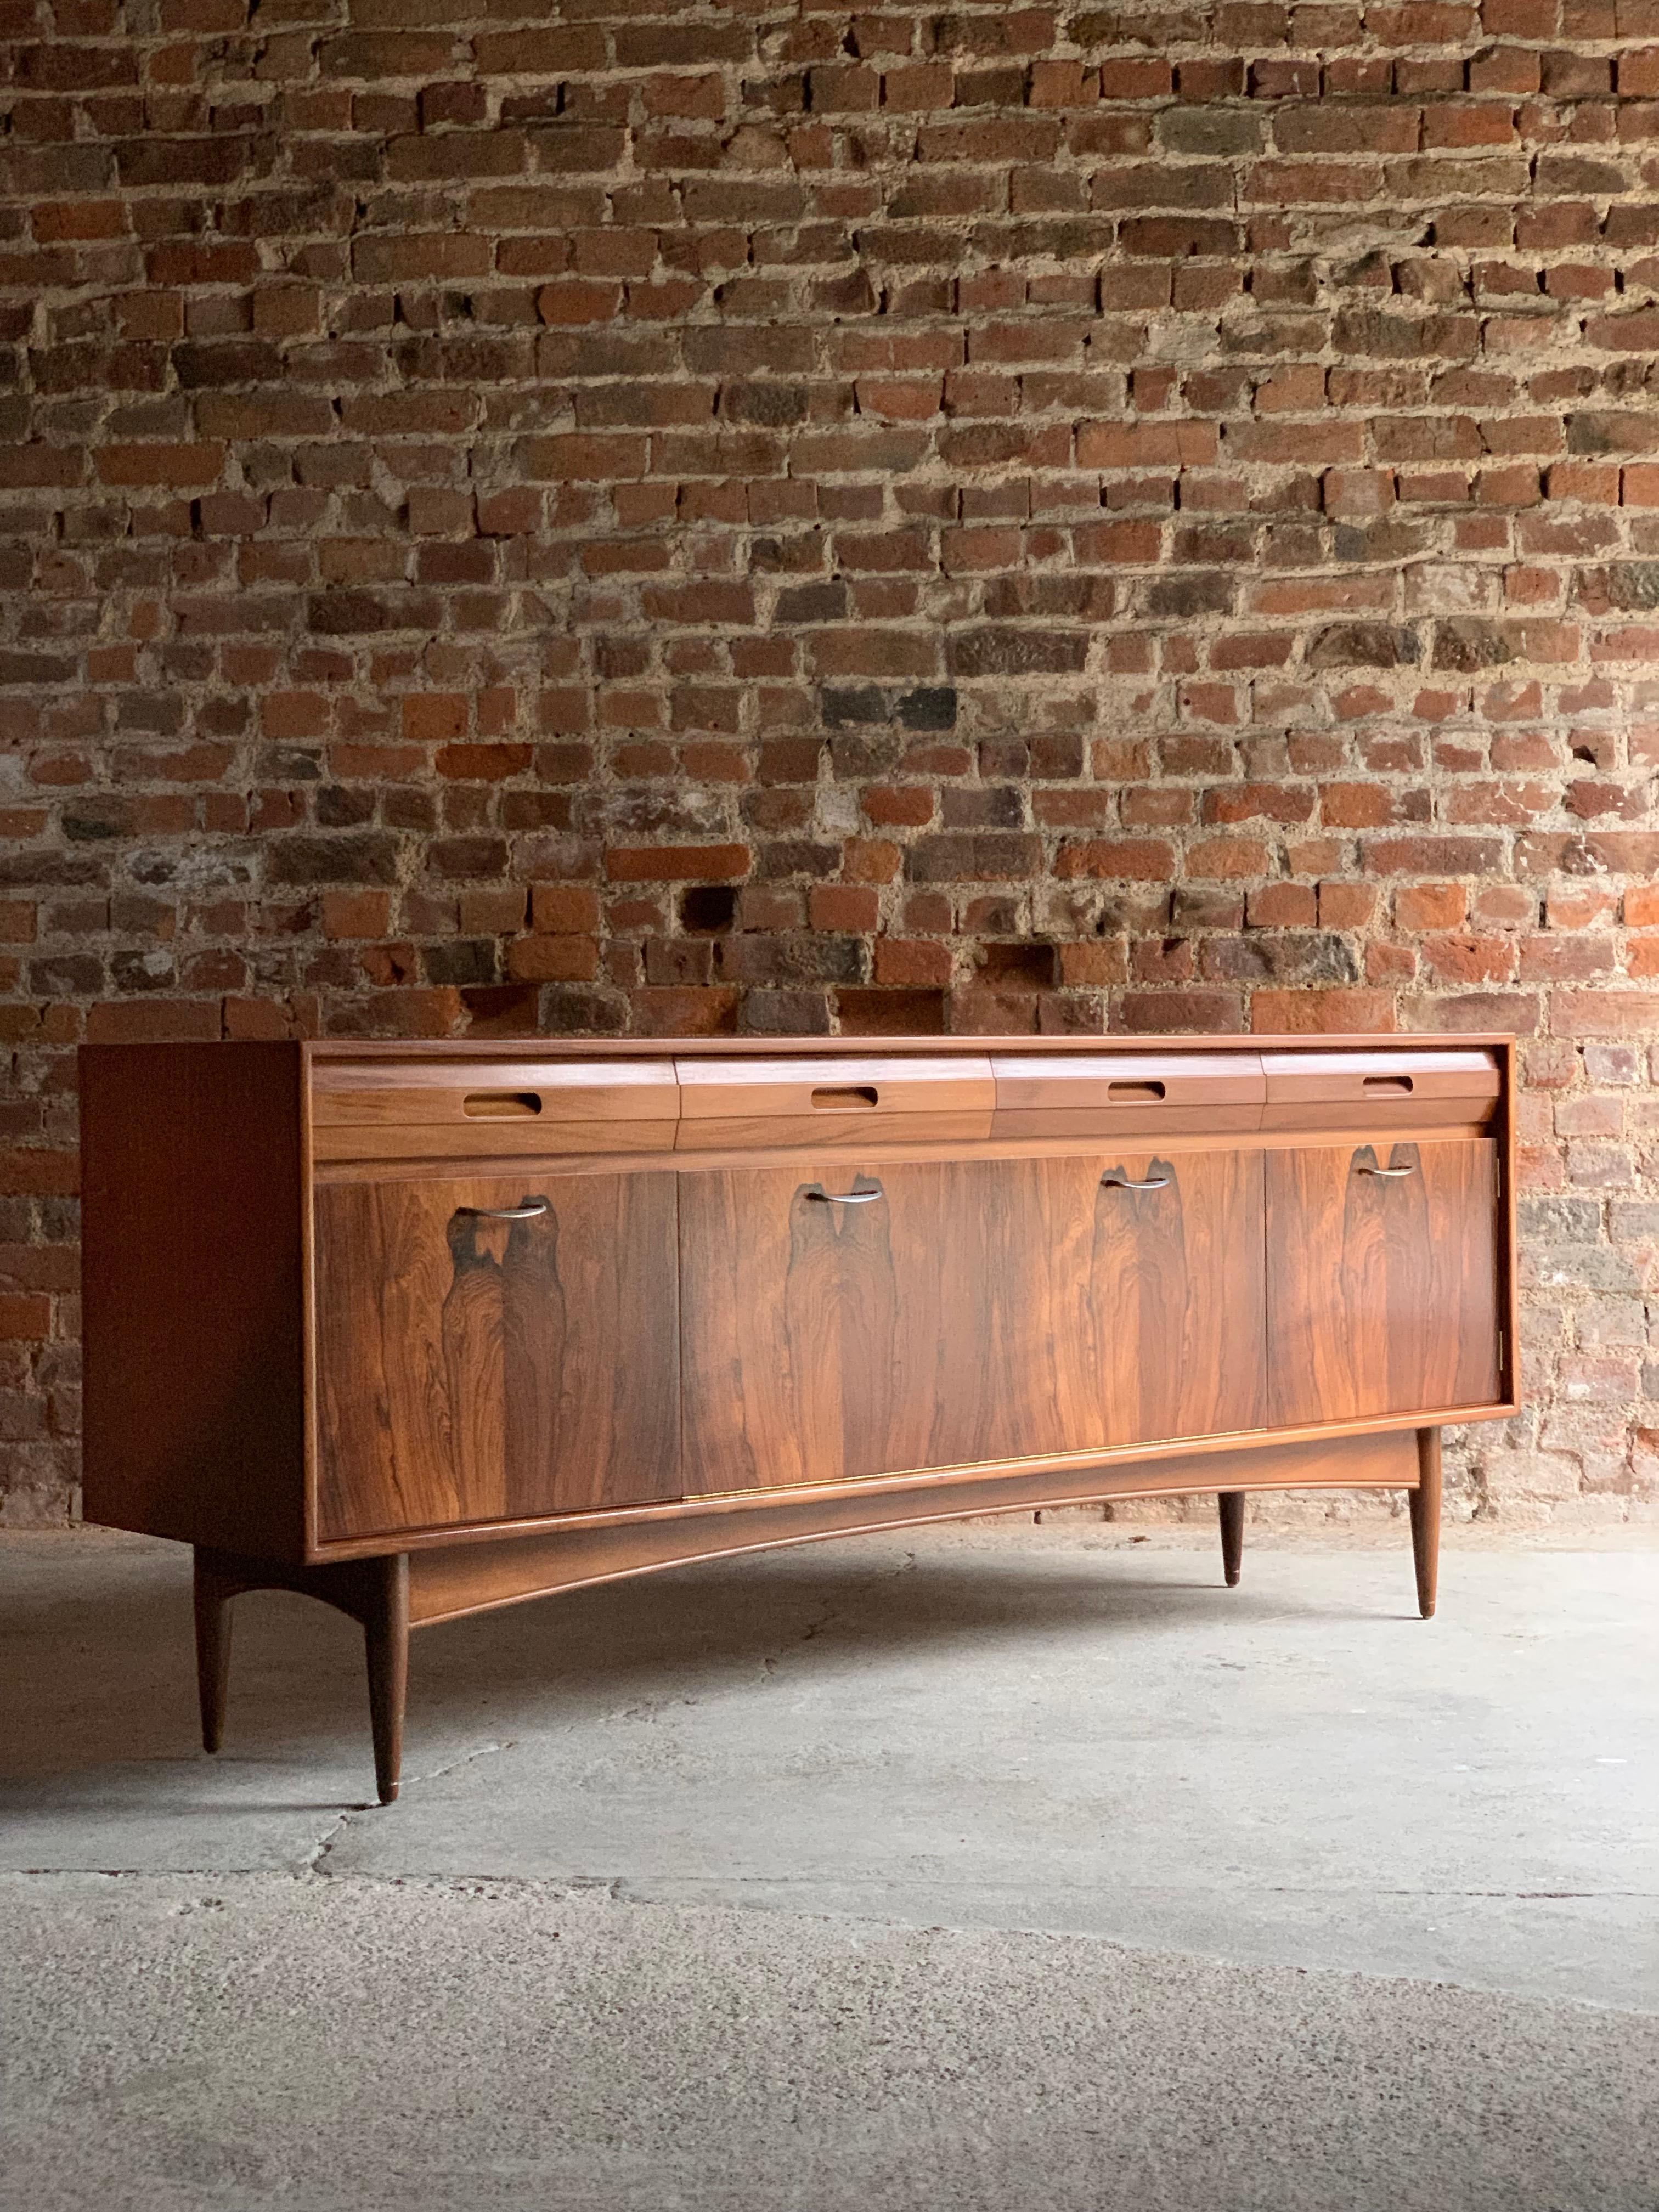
xmin=3 ymin=0 xmax=1659 ymax=1527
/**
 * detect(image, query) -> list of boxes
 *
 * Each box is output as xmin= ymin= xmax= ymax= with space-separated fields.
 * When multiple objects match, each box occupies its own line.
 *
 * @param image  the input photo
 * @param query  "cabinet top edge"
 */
xmin=77 ymin=1031 xmax=1517 ymax=1061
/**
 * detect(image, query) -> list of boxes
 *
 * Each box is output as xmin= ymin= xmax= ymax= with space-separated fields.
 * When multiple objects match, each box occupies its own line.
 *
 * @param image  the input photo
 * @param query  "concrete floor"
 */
xmin=2 ymin=1522 xmax=1656 ymax=2209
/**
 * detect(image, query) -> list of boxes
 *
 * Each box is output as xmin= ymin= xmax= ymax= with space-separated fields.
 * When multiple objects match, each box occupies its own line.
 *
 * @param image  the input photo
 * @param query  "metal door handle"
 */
xmin=454 ymin=1200 xmax=549 ymax=1221
xmin=1101 ymin=1172 xmax=1172 ymax=1192
xmin=804 ymin=1186 xmax=883 ymax=1205
xmin=1357 ymin=1164 xmax=1415 ymax=1179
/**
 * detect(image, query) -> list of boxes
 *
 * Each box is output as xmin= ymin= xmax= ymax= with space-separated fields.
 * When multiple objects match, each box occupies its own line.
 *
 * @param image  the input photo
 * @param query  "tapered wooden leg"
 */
xmin=363 ymin=1555 xmax=410 ymax=1806
xmin=193 ymin=1554 xmax=235 ymax=1754
xmin=1410 ymin=1427 xmax=1442 ymax=1620
xmin=191 ymin=1545 xmax=411 ymax=1803
xmin=1218 ymin=1492 xmax=1245 ymax=1587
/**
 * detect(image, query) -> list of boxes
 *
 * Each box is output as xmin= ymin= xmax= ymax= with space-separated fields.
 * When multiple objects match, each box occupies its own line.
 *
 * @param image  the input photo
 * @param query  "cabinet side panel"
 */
xmin=80 ymin=1042 xmax=307 ymax=1559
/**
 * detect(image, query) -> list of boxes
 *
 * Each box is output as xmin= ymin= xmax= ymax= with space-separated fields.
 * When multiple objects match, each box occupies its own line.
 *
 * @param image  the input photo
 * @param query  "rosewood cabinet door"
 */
xmin=679 ymin=1159 xmax=1068 ymax=1491
xmin=1266 ymin=1140 xmax=1502 ymax=1426
xmin=314 ymin=1173 xmax=680 ymax=1542
xmin=1080 ymin=1149 xmax=1267 ymax=1448
xmin=677 ymin=1150 xmax=1266 ymax=1495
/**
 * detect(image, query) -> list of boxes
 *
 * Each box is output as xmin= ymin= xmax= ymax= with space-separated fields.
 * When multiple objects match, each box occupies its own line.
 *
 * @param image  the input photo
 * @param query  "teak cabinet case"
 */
xmin=80 ymin=1034 xmax=1519 ymax=1802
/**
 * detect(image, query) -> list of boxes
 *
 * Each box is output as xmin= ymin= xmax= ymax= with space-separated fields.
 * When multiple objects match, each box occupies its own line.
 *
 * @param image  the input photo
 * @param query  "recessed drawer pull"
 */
xmin=811 ymin=1086 xmax=878 ymax=1108
xmin=1108 ymin=1081 xmax=1166 ymax=1102
xmin=1362 ymin=1076 xmax=1413 ymax=1096
xmin=804 ymin=1185 xmax=884 ymax=1205
xmin=1101 ymin=1171 xmax=1172 ymax=1192
xmin=464 ymin=1092 xmax=543 ymax=1118
xmin=1357 ymin=1163 xmax=1416 ymax=1179
xmin=453 ymin=1200 xmax=549 ymax=1221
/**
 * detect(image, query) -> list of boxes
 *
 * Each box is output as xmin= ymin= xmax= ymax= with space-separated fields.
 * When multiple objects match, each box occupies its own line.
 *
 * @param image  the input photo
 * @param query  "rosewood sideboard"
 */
xmin=80 ymin=1034 xmax=1518 ymax=1803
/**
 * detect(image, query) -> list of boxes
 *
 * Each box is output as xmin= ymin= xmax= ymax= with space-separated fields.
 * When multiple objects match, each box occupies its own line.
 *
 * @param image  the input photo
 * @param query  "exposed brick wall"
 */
xmin=3 ymin=0 xmax=1659 ymax=1527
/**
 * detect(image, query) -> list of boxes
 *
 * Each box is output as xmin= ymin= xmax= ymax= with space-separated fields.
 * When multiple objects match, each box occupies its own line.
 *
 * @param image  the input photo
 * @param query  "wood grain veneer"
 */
xmin=1265 ymin=1139 xmax=1502 ymax=1424
xmin=311 ymin=1056 xmax=678 ymax=1164
xmin=314 ymin=1170 xmax=680 ymax=1541
xmin=1260 ymin=1048 xmax=1501 ymax=1132
xmin=311 ymin=1056 xmax=677 ymax=1122
xmin=404 ymin=1427 xmax=1421 ymax=1627
xmin=679 ymin=1149 xmax=1263 ymax=1489
xmin=77 ymin=1031 xmax=1518 ymax=1802
xmin=81 ymin=1041 xmax=308 ymax=1561
xmin=673 ymin=1052 xmax=994 ymax=1152
xmin=299 ymin=1032 xmax=1515 ymax=1058
xmin=990 ymin=1051 xmax=1266 ymax=1139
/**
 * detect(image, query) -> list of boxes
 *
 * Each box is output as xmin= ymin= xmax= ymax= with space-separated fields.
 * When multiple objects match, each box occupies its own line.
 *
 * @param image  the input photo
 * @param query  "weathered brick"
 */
xmin=0 ymin=0 xmax=1650 ymax=1525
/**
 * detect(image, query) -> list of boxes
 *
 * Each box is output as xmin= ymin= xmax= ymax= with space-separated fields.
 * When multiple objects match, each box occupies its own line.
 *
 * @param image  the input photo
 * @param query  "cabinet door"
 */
xmin=1082 ymin=1148 xmax=1267 ymax=1448
xmin=314 ymin=1173 xmax=679 ymax=1542
xmin=678 ymin=1150 xmax=1265 ymax=1494
xmin=1266 ymin=1140 xmax=1501 ymax=1426
xmin=679 ymin=1160 xmax=996 ymax=1491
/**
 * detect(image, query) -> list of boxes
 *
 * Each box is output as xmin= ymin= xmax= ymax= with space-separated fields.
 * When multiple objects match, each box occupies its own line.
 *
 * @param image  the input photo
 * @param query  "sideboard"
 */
xmin=80 ymin=1034 xmax=1517 ymax=1803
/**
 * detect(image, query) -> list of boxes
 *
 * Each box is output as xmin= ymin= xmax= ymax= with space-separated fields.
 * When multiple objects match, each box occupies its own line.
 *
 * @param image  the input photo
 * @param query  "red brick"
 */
xmin=1396 ymin=883 xmax=1469 ymax=930
xmin=1318 ymin=882 xmax=1379 ymax=928
xmin=0 ymin=1150 xmax=78 ymax=1197
xmin=1554 ymin=992 xmax=1659 ymax=1038
xmin=0 ymin=1294 xmax=50 ymax=1341
xmin=84 ymin=1002 xmax=222 ymax=1043
xmin=875 ymin=939 xmax=953 ymax=987
xmin=532 ymin=887 xmax=602 ymax=933
xmin=606 ymin=844 xmax=752 ymax=883
xmin=1422 ymin=935 xmax=1517 ymax=985
xmin=1077 ymin=422 xmax=1220 ymax=468
xmin=1054 ymin=840 xmax=1176 ymax=881
xmin=0 ymin=0 xmax=1649 ymax=1529
xmin=321 ymin=892 xmax=392 ymax=940
xmin=809 ymin=885 xmax=881 ymax=932
xmin=506 ymin=935 xmax=600 ymax=981
xmin=1247 ymin=884 xmax=1317 ymax=927
xmin=402 ymin=696 xmax=469 ymax=743
xmin=1251 ymin=989 xmax=1400 ymax=1034
xmin=436 ymin=744 xmax=533 ymax=781
xmin=95 ymin=443 xmax=224 ymax=488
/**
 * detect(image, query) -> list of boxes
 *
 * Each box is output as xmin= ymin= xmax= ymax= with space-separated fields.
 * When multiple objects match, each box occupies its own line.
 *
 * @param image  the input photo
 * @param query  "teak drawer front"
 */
xmin=678 ymin=1149 xmax=1266 ymax=1494
xmin=991 ymin=1053 xmax=1266 ymax=1140
xmin=311 ymin=1059 xmax=678 ymax=1163
xmin=1266 ymin=1140 xmax=1502 ymax=1425
xmin=674 ymin=1056 xmax=993 ymax=1152
xmin=314 ymin=1172 xmax=680 ymax=1541
xmin=1261 ymin=1049 xmax=1500 ymax=1133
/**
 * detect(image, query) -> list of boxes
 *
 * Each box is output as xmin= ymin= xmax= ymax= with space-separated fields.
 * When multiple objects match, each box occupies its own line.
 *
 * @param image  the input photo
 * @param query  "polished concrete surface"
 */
xmin=3 ymin=1524 xmax=1656 ymax=2208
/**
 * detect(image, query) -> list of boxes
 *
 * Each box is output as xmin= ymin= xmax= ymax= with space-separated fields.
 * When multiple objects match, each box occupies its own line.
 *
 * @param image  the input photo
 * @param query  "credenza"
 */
xmin=80 ymin=1034 xmax=1518 ymax=1803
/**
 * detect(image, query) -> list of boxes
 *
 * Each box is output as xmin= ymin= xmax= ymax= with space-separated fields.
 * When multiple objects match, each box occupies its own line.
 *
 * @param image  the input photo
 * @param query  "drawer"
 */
xmin=674 ymin=1055 xmax=994 ymax=1152
xmin=1260 ymin=1049 xmax=1501 ymax=1133
xmin=310 ymin=1058 xmax=679 ymax=1163
xmin=991 ymin=1052 xmax=1265 ymax=1139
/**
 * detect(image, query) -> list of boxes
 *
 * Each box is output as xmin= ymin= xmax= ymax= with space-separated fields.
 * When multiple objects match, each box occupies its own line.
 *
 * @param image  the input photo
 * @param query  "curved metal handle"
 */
xmin=804 ymin=1186 xmax=883 ymax=1206
xmin=1101 ymin=1172 xmax=1172 ymax=1192
xmin=1356 ymin=1164 xmax=1416 ymax=1180
xmin=454 ymin=1200 xmax=549 ymax=1221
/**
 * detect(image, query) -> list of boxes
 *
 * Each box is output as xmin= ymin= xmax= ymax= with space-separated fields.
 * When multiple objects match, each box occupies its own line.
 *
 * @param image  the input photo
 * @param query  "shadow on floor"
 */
xmin=1 ymin=1540 xmax=1397 ymax=1792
